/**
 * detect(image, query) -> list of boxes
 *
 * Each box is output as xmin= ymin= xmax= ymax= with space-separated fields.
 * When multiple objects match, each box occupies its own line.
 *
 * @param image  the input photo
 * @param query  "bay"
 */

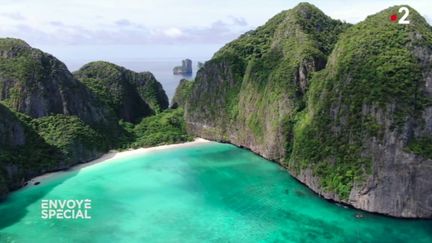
xmin=0 ymin=142 xmax=431 ymax=242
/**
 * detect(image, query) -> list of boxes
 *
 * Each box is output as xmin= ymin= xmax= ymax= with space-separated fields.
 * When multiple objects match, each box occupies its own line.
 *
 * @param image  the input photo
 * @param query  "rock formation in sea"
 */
xmin=182 ymin=3 xmax=432 ymax=218
xmin=173 ymin=59 xmax=192 ymax=75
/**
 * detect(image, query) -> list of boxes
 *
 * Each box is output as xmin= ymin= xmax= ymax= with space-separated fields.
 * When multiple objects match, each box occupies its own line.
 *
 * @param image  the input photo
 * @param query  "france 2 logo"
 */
xmin=390 ymin=7 xmax=410 ymax=24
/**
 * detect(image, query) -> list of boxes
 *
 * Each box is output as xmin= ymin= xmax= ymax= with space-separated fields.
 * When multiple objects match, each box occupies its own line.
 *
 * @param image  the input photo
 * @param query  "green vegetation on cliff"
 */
xmin=408 ymin=137 xmax=432 ymax=159
xmin=185 ymin=2 xmax=432 ymax=206
xmin=0 ymin=105 xmax=61 ymax=196
xmin=0 ymin=39 xmax=61 ymax=111
xmin=0 ymin=104 xmax=190 ymax=198
xmin=171 ymin=79 xmax=194 ymax=108
xmin=0 ymin=40 xmax=189 ymax=199
xmin=0 ymin=38 xmax=129 ymax=171
xmin=215 ymin=3 xmax=348 ymax=61
xmin=186 ymin=3 xmax=349 ymax=160
xmin=121 ymin=109 xmax=192 ymax=148
xmin=30 ymin=115 xmax=107 ymax=162
xmin=132 ymin=71 xmax=170 ymax=113
xmin=187 ymin=2 xmax=349 ymax=150
xmin=289 ymin=6 xmax=431 ymax=199
xmin=74 ymin=61 xmax=169 ymax=119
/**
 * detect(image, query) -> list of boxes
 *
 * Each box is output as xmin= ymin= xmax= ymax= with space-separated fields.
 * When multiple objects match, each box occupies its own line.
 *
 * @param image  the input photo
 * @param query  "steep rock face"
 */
xmin=74 ymin=62 xmax=153 ymax=123
xmin=0 ymin=104 xmax=26 ymax=199
xmin=184 ymin=3 xmax=432 ymax=218
xmin=171 ymin=79 xmax=193 ymax=108
xmin=131 ymin=71 xmax=169 ymax=113
xmin=0 ymin=38 xmax=112 ymax=127
xmin=0 ymin=103 xmax=25 ymax=147
xmin=290 ymin=6 xmax=432 ymax=218
xmin=74 ymin=61 xmax=168 ymax=122
xmin=0 ymin=41 xmax=126 ymax=200
xmin=0 ymin=103 xmax=109 ymax=200
xmin=0 ymin=104 xmax=61 ymax=199
xmin=186 ymin=3 xmax=348 ymax=160
xmin=0 ymin=40 xmax=173 ymax=200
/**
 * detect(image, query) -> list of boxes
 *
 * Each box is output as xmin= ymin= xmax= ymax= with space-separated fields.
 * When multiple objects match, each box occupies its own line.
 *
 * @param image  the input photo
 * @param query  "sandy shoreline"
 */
xmin=27 ymin=138 xmax=210 ymax=185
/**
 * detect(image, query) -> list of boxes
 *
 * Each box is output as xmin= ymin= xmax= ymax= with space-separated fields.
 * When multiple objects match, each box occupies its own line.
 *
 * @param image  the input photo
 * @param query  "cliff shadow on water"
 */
xmin=148 ymin=142 xmax=432 ymax=242
xmin=215 ymin=139 xmax=432 ymax=223
xmin=0 ymin=169 xmax=81 ymax=229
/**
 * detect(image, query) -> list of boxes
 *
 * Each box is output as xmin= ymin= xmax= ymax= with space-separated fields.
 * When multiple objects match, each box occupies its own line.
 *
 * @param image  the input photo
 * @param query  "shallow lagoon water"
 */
xmin=0 ymin=142 xmax=431 ymax=242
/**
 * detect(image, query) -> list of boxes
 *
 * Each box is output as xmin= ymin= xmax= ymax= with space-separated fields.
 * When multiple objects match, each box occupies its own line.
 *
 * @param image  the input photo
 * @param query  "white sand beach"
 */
xmin=27 ymin=138 xmax=210 ymax=185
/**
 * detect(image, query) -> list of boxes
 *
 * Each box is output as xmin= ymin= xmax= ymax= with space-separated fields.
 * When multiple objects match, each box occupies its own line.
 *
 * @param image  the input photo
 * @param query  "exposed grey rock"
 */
xmin=184 ymin=4 xmax=432 ymax=218
xmin=0 ymin=38 xmax=112 ymax=127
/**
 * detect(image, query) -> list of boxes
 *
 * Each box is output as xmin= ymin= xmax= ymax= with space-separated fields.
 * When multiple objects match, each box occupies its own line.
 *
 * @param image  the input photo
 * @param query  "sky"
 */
xmin=0 ymin=0 xmax=431 ymax=69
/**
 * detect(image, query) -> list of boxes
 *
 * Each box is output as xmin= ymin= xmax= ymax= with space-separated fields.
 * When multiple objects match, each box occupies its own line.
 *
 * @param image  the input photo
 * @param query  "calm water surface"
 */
xmin=0 ymin=142 xmax=431 ymax=242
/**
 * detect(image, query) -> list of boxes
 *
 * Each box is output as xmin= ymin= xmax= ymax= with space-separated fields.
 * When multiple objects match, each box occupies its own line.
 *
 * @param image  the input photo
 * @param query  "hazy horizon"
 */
xmin=1 ymin=0 xmax=432 ymax=70
xmin=55 ymin=44 xmax=219 ymax=72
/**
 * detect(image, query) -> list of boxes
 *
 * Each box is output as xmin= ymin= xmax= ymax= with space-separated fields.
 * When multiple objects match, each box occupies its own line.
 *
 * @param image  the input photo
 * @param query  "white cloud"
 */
xmin=163 ymin=28 xmax=184 ymax=38
xmin=0 ymin=12 xmax=26 ymax=21
xmin=0 ymin=14 xmax=249 ymax=46
xmin=0 ymin=0 xmax=431 ymax=61
xmin=115 ymin=19 xmax=132 ymax=27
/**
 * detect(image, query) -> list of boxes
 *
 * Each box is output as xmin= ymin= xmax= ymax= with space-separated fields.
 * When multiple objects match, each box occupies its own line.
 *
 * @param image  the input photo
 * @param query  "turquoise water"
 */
xmin=0 ymin=142 xmax=431 ymax=242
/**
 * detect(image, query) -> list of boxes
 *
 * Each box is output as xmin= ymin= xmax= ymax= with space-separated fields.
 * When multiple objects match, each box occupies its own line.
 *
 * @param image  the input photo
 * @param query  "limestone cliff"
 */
xmin=74 ymin=61 xmax=168 ymax=119
xmin=0 ymin=39 xmax=122 ymax=191
xmin=184 ymin=3 xmax=432 ymax=218
xmin=0 ymin=38 xmax=113 ymax=127
xmin=291 ymin=5 xmax=432 ymax=218
xmin=186 ymin=3 xmax=348 ymax=160
xmin=0 ymin=39 xmax=174 ymax=200
xmin=171 ymin=79 xmax=193 ymax=109
xmin=0 ymin=104 xmax=60 ymax=199
xmin=0 ymin=41 xmax=144 ymax=199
